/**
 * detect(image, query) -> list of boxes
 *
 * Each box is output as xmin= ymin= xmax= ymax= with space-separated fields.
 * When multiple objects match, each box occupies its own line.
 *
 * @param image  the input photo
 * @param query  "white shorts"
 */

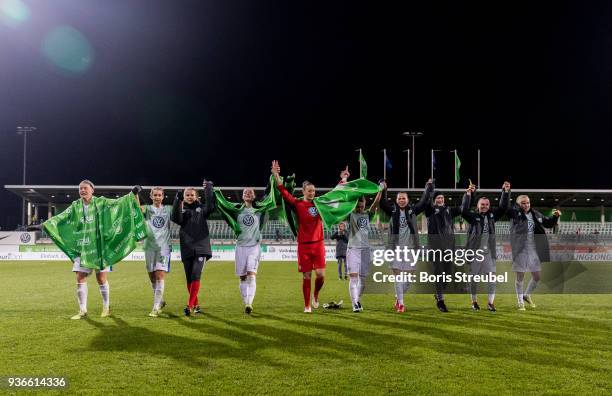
xmin=512 ymin=247 xmax=541 ymax=273
xmin=347 ymin=247 xmax=371 ymax=276
xmin=235 ymin=244 xmax=261 ymax=276
xmin=71 ymin=257 xmax=111 ymax=274
xmin=145 ymin=249 xmax=171 ymax=273
xmin=469 ymin=251 xmax=496 ymax=274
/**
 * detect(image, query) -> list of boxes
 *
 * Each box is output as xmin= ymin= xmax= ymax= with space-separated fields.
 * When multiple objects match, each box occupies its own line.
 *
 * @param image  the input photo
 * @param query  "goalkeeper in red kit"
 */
xmin=271 ymin=160 xmax=347 ymax=312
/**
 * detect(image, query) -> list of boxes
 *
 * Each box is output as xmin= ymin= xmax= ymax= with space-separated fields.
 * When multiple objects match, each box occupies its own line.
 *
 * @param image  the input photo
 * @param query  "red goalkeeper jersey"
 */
xmin=277 ymin=183 xmax=323 ymax=243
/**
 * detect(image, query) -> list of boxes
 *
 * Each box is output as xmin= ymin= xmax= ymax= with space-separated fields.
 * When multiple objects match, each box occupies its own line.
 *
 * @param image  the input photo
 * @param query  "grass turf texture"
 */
xmin=0 ymin=261 xmax=611 ymax=395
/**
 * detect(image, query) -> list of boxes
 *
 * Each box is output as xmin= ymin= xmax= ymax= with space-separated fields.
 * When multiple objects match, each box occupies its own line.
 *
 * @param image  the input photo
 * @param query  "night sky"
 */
xmin=1 ymin=1 xmax=611 ymax=228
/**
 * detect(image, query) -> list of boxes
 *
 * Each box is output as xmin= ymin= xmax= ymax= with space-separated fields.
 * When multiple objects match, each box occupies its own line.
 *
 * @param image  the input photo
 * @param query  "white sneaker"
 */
xmin=100 ymin=307 xmax=111 ymax=318
xmin=517 ymin=303 xmax=526 ymax=311
xmin=304 ymin=306 xmax=312 ymax=313
xmin=70 ymin=311 xmax=87 ymax=320
xmin=352 ymin=303 xmax=360 ymax=313
xmin=311 ymin=297 xmax=319 ymax=309
xmin=148 ymin=309 xmax=159 ymax=317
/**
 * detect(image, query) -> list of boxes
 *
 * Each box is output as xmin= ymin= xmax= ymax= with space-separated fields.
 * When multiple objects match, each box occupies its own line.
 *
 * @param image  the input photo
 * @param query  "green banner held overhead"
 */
xmin=43 ymin=193 xmax=147 ymax=270
xmin=314 ymin=178 xmax=381 ymax=229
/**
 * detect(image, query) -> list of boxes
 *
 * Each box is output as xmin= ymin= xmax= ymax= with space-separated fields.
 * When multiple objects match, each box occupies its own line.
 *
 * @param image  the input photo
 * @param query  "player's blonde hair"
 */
xmin=516 ymin=194 xmax=530 ymax=204
xmin=79 ymin=179 xmax=94 ymax=189
xmin=184 ymin=187 xmax=199 ymax=197
xmin=150 ymin=187 xmax=164 ymax=197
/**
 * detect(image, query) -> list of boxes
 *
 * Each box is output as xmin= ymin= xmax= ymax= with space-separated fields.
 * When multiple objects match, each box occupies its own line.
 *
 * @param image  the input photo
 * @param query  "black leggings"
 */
xmin=183 ymin=255 xmax=206 ymax=283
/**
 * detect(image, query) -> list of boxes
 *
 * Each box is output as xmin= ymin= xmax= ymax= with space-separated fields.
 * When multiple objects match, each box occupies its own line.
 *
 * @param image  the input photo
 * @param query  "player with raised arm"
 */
xmin=461 ymin=181 xmax=510 ymax=312
xmin=214 ymin=176 xmax=277 ymax=314
xmin=346 ymin=189 xmax=382 ymax=312
xmin=172 ymin=180 xmax=216 ymax=316
xmin=39 ymin=180 xmax=145 ymax=319
xmin=378 ymin=179 xmax=431 ymax=313
xmin=271 ymin=160 xmax=326 ymax=313
xmin=506 ymin=194 xmax=560 ymax=310
xmin=141 ymin=187 xmax=173 ymax=317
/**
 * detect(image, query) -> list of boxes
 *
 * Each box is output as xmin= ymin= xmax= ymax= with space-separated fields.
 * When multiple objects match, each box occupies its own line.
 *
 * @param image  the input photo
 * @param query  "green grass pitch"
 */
xmin=0 ymin=260 xmax=611 ymax=395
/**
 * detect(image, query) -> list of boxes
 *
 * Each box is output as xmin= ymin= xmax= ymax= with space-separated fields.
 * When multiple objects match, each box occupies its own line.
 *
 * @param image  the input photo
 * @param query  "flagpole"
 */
xmin=430 ymin=149 xmax=433 ymax=180
xmin=357 ymin=148 xmax=363 ymax=178
xmin=404 ymin=149 xmax=410 ymax=189
xmin=383 ymin=149 xmax=387 ymax=180
xmin=453 ymin=149 xmax=457 ymax=189
xmin=477 ymin=149 xmax=481 ymax=187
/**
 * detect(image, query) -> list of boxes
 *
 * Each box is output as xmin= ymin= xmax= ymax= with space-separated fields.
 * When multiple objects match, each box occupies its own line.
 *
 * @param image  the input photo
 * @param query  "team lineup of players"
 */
xmin=45 ymin=160 xmax=562 ymax=319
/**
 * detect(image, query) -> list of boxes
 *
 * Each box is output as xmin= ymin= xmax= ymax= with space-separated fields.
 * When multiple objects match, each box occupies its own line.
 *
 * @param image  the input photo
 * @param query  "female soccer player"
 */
xmin=378 ymin=179 xmax=431 ymax=313
xmin=172 ymin=180 xmax=216 ymax=316
xmin=346 ymin=192 xmax=381 ymax=312
xmin=141 ymin=187 xmax=173 ymax=317
xmin=215 ymin=178 xmax=277 ymax=314
xmin=506 ymin=194 xmax=560 ymax=310
xmin=271 ymin=160 xmax=327 ymax=313
xmin=40 ymin=180 xmax=145 ymax=319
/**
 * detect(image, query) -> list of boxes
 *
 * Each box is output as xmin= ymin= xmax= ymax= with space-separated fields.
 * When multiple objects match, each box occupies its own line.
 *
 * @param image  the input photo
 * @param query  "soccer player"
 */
xmin=37 ymin=180 xmax=144 ymax=319
xmin=461 ymin=181 xmax=511 ymax=312
xmin=172 ymin=180 xmax=216 ymax=316
xmin=346 ymin=192 xmax=382 ymax=312
xmin=141 ymin=187 xmax=172 ymax=317
xmin=271 ymin=160 xmax=327 ymax=313
xmin=378 ymin=179 xmax=431 ymax=313
xmin=330 ymin=222 xmax=348 ymax=280
xmin=215 ymin=181 xmax=277 ymax=314
xmin=423 ymin=181 xmax=469 ymax=312
xmin=506 ymin=195 xmax=560 ymax=310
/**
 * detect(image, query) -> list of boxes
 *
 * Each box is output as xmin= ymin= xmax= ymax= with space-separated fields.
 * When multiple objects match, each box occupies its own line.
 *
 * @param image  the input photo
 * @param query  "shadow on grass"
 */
xmin=74 ymin=305 xmax=610 ymax=375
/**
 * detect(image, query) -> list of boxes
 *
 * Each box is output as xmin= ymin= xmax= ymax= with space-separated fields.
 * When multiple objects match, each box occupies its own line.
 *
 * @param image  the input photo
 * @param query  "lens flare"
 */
xmin=41 ymin=25 xmax=94 ymax=74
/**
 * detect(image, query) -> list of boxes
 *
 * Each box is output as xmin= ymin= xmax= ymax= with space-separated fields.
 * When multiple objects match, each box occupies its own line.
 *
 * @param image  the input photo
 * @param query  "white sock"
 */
xmin=246 ymin=275 xmax=256 ymax=305
xmin=358 ymin=275 xmax=366 ymax=297
xmin=150 ymin=281 xmax=155 ymax=291
xmin=349 ymin=277 xmax=360 ymax=305
xmin=525 ymin=279 xmax=539 ymax=297
xmin=402 ymin=281 xmax=410 ymax=294
xmin=487 ymin=281 xmax=496 ymax=304
xmin=394 ymin=281 xmax=404 ymax=305
xmin=99 ymin=282 xmax=110 ymax=309
xmin=515 ymin=279 xmax=524 ymax=305
xmin=239 ymin=279 xmax=248 ymax=305
xmin=76 ymin=283 xmax=88 ymax=312
xmin=153 ymin=280 xmax=165 ymax=310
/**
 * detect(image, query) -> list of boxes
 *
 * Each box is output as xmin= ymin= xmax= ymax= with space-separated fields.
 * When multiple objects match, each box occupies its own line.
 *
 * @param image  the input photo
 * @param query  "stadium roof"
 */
xmin=5 ymin=185 xmax=612 ymax=207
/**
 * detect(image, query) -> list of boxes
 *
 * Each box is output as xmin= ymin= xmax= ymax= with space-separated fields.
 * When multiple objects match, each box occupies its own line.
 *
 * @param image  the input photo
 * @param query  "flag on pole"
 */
xmin=432 ymin=150 xmax=437 ymax=179
xmin=454 ymin=150 xmax=461 ymax=185
xmin=358 ymin=149 xmax=367 ymax=179
xmin=385 ymin=153 xmax=392 ymax=172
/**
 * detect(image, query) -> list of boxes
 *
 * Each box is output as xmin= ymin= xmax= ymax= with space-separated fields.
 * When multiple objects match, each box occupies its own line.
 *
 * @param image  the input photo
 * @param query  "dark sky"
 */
xmin=1 ymin=1 xmax=611 ymax=228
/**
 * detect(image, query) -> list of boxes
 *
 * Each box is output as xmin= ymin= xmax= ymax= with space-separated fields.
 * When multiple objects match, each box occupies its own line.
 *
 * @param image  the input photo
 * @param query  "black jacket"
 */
xmin=172 ymin=184 xmax=216 ymax=260
xmin=330 ymin=231 xmax=348 ymax=257
xmin=378 ymin=186 xmax=429 ymax=248
xmin=423 ymin=183 xmax=464 ymax=249
xmin=461 ymin=189 xmax=510 ymax=259
xmin=506 ymin=206 xmax=558 ymax=262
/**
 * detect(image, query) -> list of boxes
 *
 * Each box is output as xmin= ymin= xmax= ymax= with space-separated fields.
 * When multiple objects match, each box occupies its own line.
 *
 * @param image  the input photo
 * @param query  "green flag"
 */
xmin=214 ymin=175 xmax=278 ymax=235
xmin=43 ymin=193 xmax=147 ymax=270
xmin=359 ymin=150 xmax=367 ymax=179
xmin=454 ymin=151 xmax=461 ymax=184
xmin=314 ymin=178 xmax=381 ymax=229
